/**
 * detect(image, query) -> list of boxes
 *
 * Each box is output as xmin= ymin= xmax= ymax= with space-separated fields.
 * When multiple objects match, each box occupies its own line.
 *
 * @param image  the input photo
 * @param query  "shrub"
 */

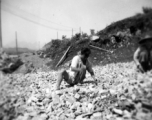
xmin=142 ymin=7 xmax=152 ymax=14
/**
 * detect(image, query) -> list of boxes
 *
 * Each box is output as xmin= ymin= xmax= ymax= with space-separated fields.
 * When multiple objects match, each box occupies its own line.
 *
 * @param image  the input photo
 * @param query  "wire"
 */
xmin=2 ymin=3 xmax=78 ymax=32
xmin=3 ymin=2 xmax=78 ymax=29
xmin=2 ymin=1 xmax=78 ymax=29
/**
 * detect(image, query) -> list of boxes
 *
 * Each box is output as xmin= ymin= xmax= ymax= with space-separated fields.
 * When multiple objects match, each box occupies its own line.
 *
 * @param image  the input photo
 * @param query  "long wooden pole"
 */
xmin=0 ymin=0 xmax=2 ymax=49
xmin=89 ymin=45 xmax=113 ymax=53
xmin=56 ymin=46 xmax=72 ymax=67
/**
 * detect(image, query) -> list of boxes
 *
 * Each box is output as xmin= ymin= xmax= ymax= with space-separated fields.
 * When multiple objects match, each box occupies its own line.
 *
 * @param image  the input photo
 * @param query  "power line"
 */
xmin=2 ymin=2 xmax=78 ymax=30
xmin=2 ymin=8 xmax=77 ymax=32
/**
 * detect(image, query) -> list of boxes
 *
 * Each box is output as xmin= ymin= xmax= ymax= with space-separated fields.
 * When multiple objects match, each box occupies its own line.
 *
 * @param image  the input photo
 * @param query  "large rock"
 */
xmin=0 ymin=49 xmax=9 ymax=61
xmin=1 ymin=58 xmax=23 ymax=74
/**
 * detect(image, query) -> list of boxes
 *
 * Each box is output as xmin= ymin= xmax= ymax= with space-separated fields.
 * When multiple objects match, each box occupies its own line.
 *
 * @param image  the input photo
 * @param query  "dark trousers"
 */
xmin=138 ymin=50 xmax=152 ymax=72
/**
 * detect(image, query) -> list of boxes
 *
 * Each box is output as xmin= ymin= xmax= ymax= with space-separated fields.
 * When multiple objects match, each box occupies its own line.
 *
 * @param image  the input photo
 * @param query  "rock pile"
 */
xmin=0 ymin=62 xmax=152 ymax=120
xmin=0 ymin=50 xmax=23 ymax=74
xmin=0 ymin=50 xmax=36 ymax=74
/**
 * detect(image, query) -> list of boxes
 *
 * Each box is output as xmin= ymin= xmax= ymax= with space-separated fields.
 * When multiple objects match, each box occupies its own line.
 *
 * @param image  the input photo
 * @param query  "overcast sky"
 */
xmin=1 ymin=0 xmax=152 ymax=50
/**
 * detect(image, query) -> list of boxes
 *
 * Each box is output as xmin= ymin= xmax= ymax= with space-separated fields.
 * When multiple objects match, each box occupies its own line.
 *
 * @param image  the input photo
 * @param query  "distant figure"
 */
xmin=55 ymin=47 xmax=97 ymax=90
xmin=134 ymin=35 xmax=152 ymax=73
xmin=0 ymin=49 xmax=9 ymax=61
xmin=111 ymin=35 xmax=121 ymax=43
xmin=129 ymin=26 xmax=136 ymax=35
xmin=110 ymin=35 xmax=122 ymax=49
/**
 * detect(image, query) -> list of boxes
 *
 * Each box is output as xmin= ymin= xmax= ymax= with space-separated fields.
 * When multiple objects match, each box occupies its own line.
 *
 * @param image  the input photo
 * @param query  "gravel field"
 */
xmin=0 ymin=61 xmax=152 ymax=120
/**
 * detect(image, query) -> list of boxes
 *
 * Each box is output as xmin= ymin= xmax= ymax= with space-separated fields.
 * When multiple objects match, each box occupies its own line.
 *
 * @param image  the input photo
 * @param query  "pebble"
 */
xmin=75 ymin=93 xmax=81 ymax=100
xmin=88 ymin=103 xmax=94 ymax=112
xmin=112 ymin=108 xmax=123 ymax=115
xmin=52 ymin=92 xmax=60 ymax=104
xmin=93 ymin=112 xmax=102 ymax=117
xmin=1 ymin=62 xmax=152 ymax=120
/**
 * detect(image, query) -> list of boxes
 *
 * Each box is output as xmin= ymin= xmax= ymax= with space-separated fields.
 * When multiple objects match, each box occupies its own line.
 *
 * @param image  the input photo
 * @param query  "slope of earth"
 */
xmin=19 ymin=52 xmax=52 ymax=72
xmin=50 ymin=36 xmax=137 ymax=70
xmin=46 ymin=11 xmax=152 ymax=70
xmin=0 ymin=62 xmax=152 ymax=120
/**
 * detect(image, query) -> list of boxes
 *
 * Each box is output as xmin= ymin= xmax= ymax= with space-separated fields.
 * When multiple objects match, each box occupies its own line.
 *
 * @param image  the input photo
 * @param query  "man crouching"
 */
xmin=55 ymin=47 xmax=97 ymax=90
xmin=134 ymin=35 xmax=152 ymax=73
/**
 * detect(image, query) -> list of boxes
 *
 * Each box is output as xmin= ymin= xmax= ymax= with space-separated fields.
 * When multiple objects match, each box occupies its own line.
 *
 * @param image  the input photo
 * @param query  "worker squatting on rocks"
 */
xmin=55 ymin=47 xmax=97 ymax=90
xmin=134 ymin=35 xmax=152 ymax=73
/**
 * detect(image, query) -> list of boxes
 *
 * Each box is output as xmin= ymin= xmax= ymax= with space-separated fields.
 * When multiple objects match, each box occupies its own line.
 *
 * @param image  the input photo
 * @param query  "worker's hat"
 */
xmin=139 ymin=35 xmax=152 ymax=44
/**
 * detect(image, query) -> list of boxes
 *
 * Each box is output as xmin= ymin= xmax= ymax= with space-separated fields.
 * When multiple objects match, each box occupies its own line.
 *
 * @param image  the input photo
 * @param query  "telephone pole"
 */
xmin=79 ymin=27 xmax=81 ymax=40
xmin=15 ymin=31 xmax=19 ymax=56
xmin=57 ymin=31 xmax=58 ymax=39
xmin=0 ymin=0 xmax=2 ymax=49
xmin=72 ymin=28 xmax=73 ymax=38
xmin=79 ymin=27 xmax=81 ymax=35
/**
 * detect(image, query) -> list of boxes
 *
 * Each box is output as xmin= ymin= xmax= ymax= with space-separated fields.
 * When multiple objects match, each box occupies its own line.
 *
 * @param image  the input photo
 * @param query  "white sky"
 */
xmin=1 ymin=0 xmax=152 ymax=50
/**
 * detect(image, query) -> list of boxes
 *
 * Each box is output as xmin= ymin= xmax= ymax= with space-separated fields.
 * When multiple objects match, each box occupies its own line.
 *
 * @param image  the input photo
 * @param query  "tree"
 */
xmin=142 ymin=7 xmax=152 ymax=14
xmin=81 ymin=33 xmax=88 ymax=38
xmin=62 ymin=35 xmax=66 ymax=40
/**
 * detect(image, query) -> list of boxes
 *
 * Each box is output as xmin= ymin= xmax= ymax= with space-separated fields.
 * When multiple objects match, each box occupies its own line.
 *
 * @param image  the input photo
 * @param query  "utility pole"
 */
xmin=79 ymin=27 xmax=81 ymax=35
xmin=72 ymin=28 xmax=73 ymax=38
xmin=0 ymin=0 xmax=2 ymax=49
xmin=57 ymin=31 xmax=58 ymax=39
xmin=15 ymin=31 xmax=19 ymax=56
xmin=79 ymin=27 xmax=81 ymax=40
xmin=38 ymin=41 xmax=40 ymax=50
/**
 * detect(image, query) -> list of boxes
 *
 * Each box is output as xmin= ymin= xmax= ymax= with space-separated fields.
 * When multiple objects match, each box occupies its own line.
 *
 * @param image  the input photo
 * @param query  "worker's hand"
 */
xmin=94 ymin=79 xmax=98 ymax=86
xmin=91 ymin=75 xmax=98 ymax=85
xmin=137 ymin=64 xmax=144 ymax=73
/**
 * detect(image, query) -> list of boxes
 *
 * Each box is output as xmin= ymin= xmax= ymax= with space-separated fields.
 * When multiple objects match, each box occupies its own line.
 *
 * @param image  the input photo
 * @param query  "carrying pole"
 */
xmin=15 ymin=31 xmax=19 ymax=56
xmin=0 ymin=0 xmax=2 ymax=49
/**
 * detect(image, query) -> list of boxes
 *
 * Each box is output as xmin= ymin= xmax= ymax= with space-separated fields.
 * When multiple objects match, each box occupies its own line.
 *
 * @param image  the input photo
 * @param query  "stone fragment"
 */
xmin=52 ymin=92 xmax=60 ymax=104
xmin=55 ymin=90 xmax=64 ymax=96
xmin=123 ymin=110 xmax=131 ymax=118
xmin=142 ymin=101 xmax=152 ymax=110
xmin=109 ymin=89 xmax=117 ymax=95
xmin=66 ymin=96 xmax=76 ymax=105
xmin=40 ymin=113 xmax=48 ymax=120
xmin=88 ymin=103 xmax=94 ymax=112
xmin=93 ymin=112 xmax=102 ymax=117
xmin=89 ymin=85 xmax=96 ymax=91
xmin=75 ymin=93 xmax=80 ymax=100
xmin=43 ymin=98 xmax=51 ymax=105
xmin=74 ymin=85 xmax=80 ymax=92
xmin=112 ymin=108 xmax=123 ymax=115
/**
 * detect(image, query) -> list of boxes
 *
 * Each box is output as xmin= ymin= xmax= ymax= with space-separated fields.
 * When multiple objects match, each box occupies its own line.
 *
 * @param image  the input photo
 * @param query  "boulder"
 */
xmin=1 ymin=58 xmax=23 ymax=74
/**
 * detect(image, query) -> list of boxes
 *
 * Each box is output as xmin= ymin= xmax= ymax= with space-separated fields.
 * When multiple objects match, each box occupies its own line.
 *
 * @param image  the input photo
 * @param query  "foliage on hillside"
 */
xmin=44 ymin=39 xmax=71 ymax=58
xmin=42 ymin=8 xmax=152 ymax=69
xmin=97 ymin=8 xmax=152 ymax=38
xmin=43 ymin=33 xmax=90 ymax=59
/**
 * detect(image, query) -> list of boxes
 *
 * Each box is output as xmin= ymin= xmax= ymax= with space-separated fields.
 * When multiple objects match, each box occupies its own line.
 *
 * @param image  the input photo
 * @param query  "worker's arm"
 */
xmin=134 ymin=47 xmax=141 ymax=66
xmin=133 ymin=47 xmax=144 ymax=72
xmin=86 ymin=60 xmax=97 ymax=85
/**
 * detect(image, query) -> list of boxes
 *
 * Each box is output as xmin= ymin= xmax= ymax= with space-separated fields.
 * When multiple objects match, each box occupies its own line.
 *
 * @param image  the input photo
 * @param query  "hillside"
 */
xmin=43 ymin=11 xmax=152 ymax=70
xmin=4 ymin=47 xmax=35 ymax=55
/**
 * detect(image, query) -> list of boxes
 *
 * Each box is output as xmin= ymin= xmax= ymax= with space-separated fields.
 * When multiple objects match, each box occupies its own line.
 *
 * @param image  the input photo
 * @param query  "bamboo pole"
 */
xmin=89 ymin=45 xmax=113 ymax=53
xmin=55 ymin=46 xmax=72 ymax=67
